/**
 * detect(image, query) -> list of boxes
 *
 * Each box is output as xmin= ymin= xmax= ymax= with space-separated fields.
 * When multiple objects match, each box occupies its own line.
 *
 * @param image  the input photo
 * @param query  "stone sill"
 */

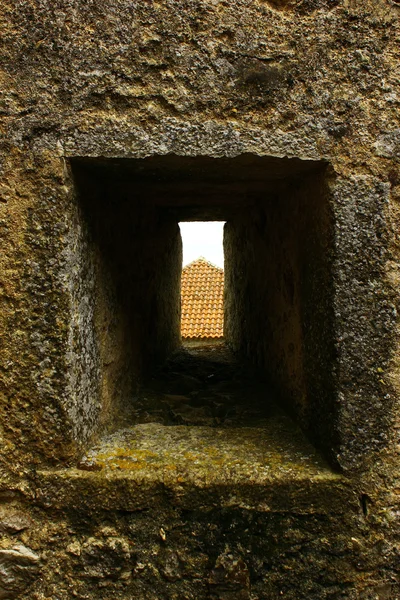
xmin=36 ymin=422 xmax=353 ymax=515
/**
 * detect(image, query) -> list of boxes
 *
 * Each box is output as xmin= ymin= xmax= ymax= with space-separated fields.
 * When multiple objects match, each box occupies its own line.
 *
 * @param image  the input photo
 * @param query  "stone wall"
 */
xmin=224 ymin=168 xmax=339 ymax=461
xmin=67 ymin=159 xmax=182 ymax=448
xmin=0 ymin=0 xmax=399 ymax=597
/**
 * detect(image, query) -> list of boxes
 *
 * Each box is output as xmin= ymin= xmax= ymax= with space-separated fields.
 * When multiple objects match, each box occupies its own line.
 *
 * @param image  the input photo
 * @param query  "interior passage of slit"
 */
xmin=70 ymin=155 xmax=335 ymax=462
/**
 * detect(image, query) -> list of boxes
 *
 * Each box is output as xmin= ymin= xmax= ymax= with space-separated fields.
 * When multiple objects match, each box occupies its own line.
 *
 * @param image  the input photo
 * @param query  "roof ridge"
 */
xmin=182 ymin=256 xmax=223 ymax=271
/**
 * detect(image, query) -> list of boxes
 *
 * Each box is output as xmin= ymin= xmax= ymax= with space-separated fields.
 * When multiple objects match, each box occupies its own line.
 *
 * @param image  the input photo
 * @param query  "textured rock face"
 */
xmin=0 ymin=0 xmax=400 ymax=598
xmin=0 ymin=544 xmax=40 ymax=599
xmin=224 ymin=167 xmax=338 ymax=459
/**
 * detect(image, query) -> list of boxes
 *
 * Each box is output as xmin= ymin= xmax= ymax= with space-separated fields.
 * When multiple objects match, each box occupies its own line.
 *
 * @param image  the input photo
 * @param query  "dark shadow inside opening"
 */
xmin=70 ymin=154 xmax=337 ymax=464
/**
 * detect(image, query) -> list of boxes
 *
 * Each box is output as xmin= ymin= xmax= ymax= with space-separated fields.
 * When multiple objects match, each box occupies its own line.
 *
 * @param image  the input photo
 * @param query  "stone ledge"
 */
xmin=36 ymin=423 xmax=353 ymax=515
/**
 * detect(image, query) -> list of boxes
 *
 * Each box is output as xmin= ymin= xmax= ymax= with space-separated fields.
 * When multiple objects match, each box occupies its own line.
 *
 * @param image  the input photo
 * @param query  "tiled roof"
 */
xmin=181 ymin=257 xmax=224 ymax=339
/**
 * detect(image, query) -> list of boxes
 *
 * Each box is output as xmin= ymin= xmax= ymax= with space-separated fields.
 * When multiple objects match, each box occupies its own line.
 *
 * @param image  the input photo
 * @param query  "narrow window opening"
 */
xmin=179 ymin=221 xmax=225 ymax=344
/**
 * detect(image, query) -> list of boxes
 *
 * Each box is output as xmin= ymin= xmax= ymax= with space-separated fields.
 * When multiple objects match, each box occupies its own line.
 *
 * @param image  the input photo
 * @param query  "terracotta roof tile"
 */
xmin=181 ymin=257 xmax=224 ymax=339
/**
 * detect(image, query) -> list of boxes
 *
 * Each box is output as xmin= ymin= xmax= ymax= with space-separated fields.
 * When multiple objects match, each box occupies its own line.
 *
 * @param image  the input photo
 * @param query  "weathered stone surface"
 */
xmin=159 ymin=549 xmax=182 ymax=582
xmin=80 ymin=535 xmax=133 ymax=580
xmin=0 ymin=507 xmax=32 ymax=534
xmin=0 ymin=545 xmax=40 ymax=599
xmin=209 ymin=552 xmax=250 ymax=600
xmin=374 ymin=130 xmax=400 ymax=158
xmin=0 ymin=0 xmax=399 ymax=597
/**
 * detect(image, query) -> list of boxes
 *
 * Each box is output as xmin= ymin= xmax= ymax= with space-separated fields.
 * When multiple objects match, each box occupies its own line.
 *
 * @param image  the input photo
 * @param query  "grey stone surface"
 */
xmin=0 ymin=545 xmax=40 ymax=599
xmin=80 ymin=536 xmax=132 ymax=580
xmin=374 ymin=129 xmax=400 ymax=158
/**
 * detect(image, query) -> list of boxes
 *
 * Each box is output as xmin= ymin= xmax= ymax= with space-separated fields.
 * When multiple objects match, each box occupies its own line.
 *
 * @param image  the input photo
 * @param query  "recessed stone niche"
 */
xmin=67 ymin=154 xmax=339 ymax=464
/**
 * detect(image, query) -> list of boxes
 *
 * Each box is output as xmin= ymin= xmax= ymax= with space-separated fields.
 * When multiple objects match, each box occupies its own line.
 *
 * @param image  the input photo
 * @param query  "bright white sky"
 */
xmin=179 ymin=222 xmax=225 ymax=268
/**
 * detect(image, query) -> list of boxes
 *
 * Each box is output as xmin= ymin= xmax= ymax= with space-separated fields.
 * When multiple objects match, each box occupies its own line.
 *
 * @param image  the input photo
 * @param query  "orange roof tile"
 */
xmin=181 ymin=257 xmax=224 ymax=339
